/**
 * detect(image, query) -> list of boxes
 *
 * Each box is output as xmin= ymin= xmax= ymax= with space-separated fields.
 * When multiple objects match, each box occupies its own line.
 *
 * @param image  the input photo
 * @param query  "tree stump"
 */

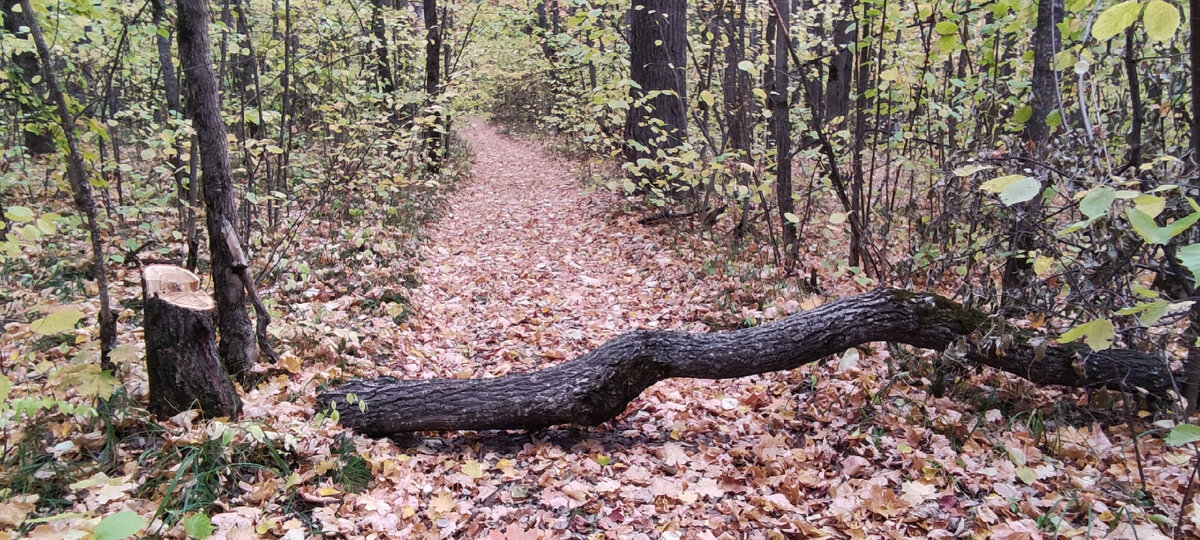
xmin=143 ymin=264 xmax=241 ymax=419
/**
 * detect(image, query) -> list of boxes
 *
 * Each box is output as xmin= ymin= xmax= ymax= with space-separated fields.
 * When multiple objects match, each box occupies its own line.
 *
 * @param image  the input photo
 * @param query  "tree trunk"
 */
xmin=1023 ymin=0 xmax=1060 ymax=145
xmin=722 ymin=0 xmax=752 ymax=236
xmin=152 ymin=0 xmax=199 ymax=269
xmin=423 ymin=0 xmax=443 ymax=172
xmin=824 ymin=0 xmax=853 ymax=126
xmin=3 ymin=0 xmax=54 ymax=154
xmin=1002 ymin=0 xmax=1059 ymax=310
xmin=1123 ymin=26 xmax=1142 ymax=169
xmin=143 ymin=265 xmax=241 ymax=419
xmin=20 ymin=0 xmax=117 ymax=371
xmin=623 ymin=0 xmax=688 ymax=184
xmin=318 ymin=289 xmax=1174 ymax=436
xmin=371 ymin=0 xmax=395 ymax=94
xmin=1192 ymin=0 xmax=1200 ymax=164
xmin=769 ymin=0 xmax=796 ymax=268
xmin=177 ymin=0 xmax=258 ymax=379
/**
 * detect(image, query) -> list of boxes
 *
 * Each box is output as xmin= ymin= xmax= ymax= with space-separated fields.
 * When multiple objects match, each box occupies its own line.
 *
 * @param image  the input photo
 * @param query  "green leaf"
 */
xmin=30 ymin=308 xmax=84 ymax=336
xmin=1178 ymin=243 xmax=1200 ymax=282
xmin=36 ymin=214 xmax=59 ymax=235
xmin=1115 ymin=300 xmax=1169 ymax=326
xmin=935 ymin=34 xmax=959 ymax=52
xmin=183 ymin=513 xmax=214 ymax=539
xmin=1143 ymin=0 xmax=1180 ymax=42
xmin=1166 ymin=423 xmax=1200 ymax=446
xmin=0 ymin=374 xmax=11 ymax=403
xmin=1126 ymin=208 xmax=1200 ymax=244
xmin=93 ymin=511 xmax=145 ymax=540
xmin=1015 ymin=466 xmax=1037 ymax=485
xmin=783 ymin=212 xmax=800 ymax=224
xmin=1092 ymin=0 xmax=1141 ymax=40
xmin=1045 ymin=110 xmax=1062 ymax=128
xmin=980 ymin=174 xmax=1025 ymax=193
xmin=934 ymin=21 xmax=958 ymax=35
xmin=981 ymin=175 xmax=1041 ymax=205
xmin=1057 ymin=318 xmax=1115 ymax=351
xmin=4 ymin=206 xmax=34 ymax=222
xmin=1012 ymin=105 xmax=1032 ymax=124
xmin=1079 ymin=187 xmax=1116 ymax=219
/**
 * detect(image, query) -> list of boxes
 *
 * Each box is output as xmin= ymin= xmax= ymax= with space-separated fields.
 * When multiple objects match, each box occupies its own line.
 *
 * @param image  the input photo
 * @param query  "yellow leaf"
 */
xmin=317 ymin=486 xmax=340 ymax=497
xmin=461 ymin=460 xmax=484 ymax=479
xmin=279 ymin=354 xmax=302 ymax=374
xmin=1033 ymin=255 xmax=1055 ymax=277
xmin=1133 ymin=194 xmax=1165 ymax=218
xmin=30 ymin=307 xmax=84 ymax=336
xmin=431 ymin=491 xmax=456 ymax=514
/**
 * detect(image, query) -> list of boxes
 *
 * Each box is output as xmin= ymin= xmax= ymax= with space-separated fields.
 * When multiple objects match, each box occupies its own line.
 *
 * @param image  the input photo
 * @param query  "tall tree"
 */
xmin=824 ymin=0 xmax=854 ymax=126
xmin=152 ymin=0 xmax=199 ymax=270
xmin=722 ymin=0 xmax=752 ymax=235
xmin=177 ymin=0 xmax=258 ymax=378
xmin=623 ymin=0 xmax=687 ymax=183
xmin=423 ymin=0 xmax=444 ymax=171
xmin=2 ymin=0 xmax=53 ymax=154
xmin=18 ymin=0 xmax=117 ymax=370
xmin=1023 ymin=0 xmax=1061 ymax=145
xmin=768 ymin=0 xmax=796 ymax=266
xmin=371 ymin=0 xmax=396 ymax=94
xmin=1002 ymin=0 xmax=1060 ymax=308
xmin=1192 ymin=0 xmax=1200 ymax=164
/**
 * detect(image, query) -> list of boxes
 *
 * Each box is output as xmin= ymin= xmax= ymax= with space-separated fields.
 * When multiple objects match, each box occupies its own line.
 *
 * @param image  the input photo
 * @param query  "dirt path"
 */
xmin=303 ymin=121 xmax=821 ymax=537
xmin=393 ymin=120 xmax=716 ymax=378
xmin=289 ymin=121 xmax=1142 ymax=540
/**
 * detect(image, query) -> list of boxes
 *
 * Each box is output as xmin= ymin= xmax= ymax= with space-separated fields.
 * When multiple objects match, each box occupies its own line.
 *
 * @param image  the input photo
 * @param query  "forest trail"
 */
xmin=384 ymin=120 xmax=721 ymax=380
xmin=301 ymin=120 xmax=824 ymax=536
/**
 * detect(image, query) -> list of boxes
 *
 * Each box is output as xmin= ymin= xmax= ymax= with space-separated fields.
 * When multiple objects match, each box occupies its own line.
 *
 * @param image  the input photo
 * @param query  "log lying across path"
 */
xmin=317 ymin=289 xmax=1175 ymax=436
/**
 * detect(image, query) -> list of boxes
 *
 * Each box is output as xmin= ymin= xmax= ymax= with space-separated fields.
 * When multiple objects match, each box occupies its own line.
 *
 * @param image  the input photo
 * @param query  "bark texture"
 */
xmin=1024 ymin=0 xmax=1061 ymax=144
xmin=318 ymin=289 xmax=1174 ymax=436
xmin=824 ymin=0 xmax=853 ymax=126
xmin=2 ymin=0 xmax=53 ymax=154
xmin=623 ymin=0 xmax=687 ymax=175
xmin=721 ymin=0 xmax=752 ymax=235
xmin=423 ymin=0 xmax=444 ymax=171
xmin=143 ymin=265 xmax=241 ymax=419
xmin=768 ymin=0 xmax=796 ymax=265
xmin=177 ymin=0 xmax=258 ymax=379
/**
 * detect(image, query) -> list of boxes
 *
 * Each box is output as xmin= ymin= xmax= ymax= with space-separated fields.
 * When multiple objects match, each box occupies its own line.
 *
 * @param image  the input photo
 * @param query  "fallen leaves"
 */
xmin=0 ymin=121 xmax=1191 ymax=539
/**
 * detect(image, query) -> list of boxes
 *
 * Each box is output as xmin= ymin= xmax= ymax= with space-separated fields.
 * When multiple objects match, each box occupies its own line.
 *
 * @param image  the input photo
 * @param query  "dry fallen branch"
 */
xmin=318 ymin=289 xmax=1174 ymax=436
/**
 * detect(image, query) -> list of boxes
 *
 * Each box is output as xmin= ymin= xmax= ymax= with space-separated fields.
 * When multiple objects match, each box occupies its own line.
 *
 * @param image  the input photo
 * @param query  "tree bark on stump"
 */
xmin=143 ymin=265 xmax=241 ymax=419
xmin=318 ymin=289 xmax=1175 ymax=437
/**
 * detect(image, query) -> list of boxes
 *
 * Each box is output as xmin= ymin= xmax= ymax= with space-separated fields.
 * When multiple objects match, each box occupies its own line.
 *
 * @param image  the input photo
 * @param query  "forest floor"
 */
xmin=0 ymin=120 xmax=1194 ymax=539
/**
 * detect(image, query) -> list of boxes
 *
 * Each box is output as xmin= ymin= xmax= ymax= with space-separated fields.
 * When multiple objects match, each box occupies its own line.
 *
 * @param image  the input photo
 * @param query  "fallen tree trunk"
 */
xmin=318 ymin=289 xmax=1175 ymax=436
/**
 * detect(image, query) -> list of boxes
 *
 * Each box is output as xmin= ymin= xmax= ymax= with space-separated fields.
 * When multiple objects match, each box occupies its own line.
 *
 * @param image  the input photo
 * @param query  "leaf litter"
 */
xmin=0 ymin=120 xmax=1194 ymax=538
